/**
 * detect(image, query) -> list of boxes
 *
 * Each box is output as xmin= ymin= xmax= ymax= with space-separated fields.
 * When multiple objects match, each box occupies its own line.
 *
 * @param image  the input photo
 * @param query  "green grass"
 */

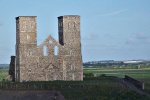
xmin=1 ymin=77 xmax=149 ymax=100
xmin=136 ymin=78 xmax=150 ymax=94
xmin=0 ymin=69 xmax=8 ymax=81
xmin=0 ymin=68 xmax=150 ymax=99
xmin=84 ymin=68 xmax=150 ymax=78
xmin=84 ymin=68 xmax=150 ymax=95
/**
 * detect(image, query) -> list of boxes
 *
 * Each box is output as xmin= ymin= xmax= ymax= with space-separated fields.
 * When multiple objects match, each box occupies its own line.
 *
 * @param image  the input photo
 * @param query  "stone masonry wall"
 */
xmin=9 ymin=56 xmax=15 ymax=81
xmin=14 ymin=15 xmax=83 ymax=82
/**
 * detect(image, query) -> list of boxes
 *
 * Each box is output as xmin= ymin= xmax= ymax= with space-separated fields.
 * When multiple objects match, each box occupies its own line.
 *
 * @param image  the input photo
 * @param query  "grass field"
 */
xmin=83 ymin=68 xmax=150 ymax=78
xmin=1 ymin=77 xmax=149 ymax=100
xmin=0 ymin=68 xmax=150 ymax=99
xmin=84 ymin=67 xmax=150 ymax=94
xmin=0 ymin=69 xmax=8 ymax=81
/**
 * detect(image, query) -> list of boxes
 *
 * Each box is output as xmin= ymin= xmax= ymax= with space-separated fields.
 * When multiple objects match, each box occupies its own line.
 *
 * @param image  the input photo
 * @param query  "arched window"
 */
xmin=71 ymin=65 xmax=74 ymax=71
xmin=54 ymin=46 xmax=58 ymax=56
xmin=74 ymin=22 xmax=76 ymax=28
xmin=49 ymin=40 xmax=53 ymax=44
xmin=68 ymin=22 xmax=71 ymax=28
xmin=27 ymin=50 xmax=32 ymax=56
xmin=22 ymin=22 xmax=26 ymax=29
xmin=27 ymin=35 xmax=30 ymax=40
xmin=72 ymin=73 xmax=74 ymax=81
xmin=28 ymin=65 xmax=31 ymax=72
xmin=43 ymin=46 xmax=47 ymax=56
xmin=28 ymin=51 xmax=30 ymax=56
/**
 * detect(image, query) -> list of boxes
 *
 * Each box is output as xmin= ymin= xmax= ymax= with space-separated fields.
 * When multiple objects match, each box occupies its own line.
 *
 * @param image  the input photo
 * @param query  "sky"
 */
xmin=0 ymin=0 xmax=150 ymax=63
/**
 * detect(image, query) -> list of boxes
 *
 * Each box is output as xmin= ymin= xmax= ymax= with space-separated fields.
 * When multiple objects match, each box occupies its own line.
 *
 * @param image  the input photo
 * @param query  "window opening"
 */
xmin=27 ymin=35 xmax=30 ymax=40
xmin=72 ymin=73 xmax=74 ymax=81
xmin=72 ymin=65 xmax=74 ymax=71
xmin=27 ymin=50 xmax=31 ymax=56
xmin=68 ymin=22 xmax=70 ymax=28
xmin=22 ymin=22 xmax=26 ymax=29
xmin=29 ymin=51 xmax=30 ymax=56
xmin=43 ymin=46 xmax=47 ymax=56
xmin=49 ymin=40 xmax=53 ymax=44
xmin=54 ymin=46 xmax=58 ymax=56
xmin=74 ymin=22 xmax=76 ymax=28
xmin=28 ymin=65 xmax=31 ymax=72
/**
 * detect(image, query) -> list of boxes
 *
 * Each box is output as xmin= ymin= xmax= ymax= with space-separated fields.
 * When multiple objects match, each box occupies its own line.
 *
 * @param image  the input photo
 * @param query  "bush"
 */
xmin=101 ymin=74 xmax=107 ymax=77
xmin=83 ymin=73 xmax=94 ymax=77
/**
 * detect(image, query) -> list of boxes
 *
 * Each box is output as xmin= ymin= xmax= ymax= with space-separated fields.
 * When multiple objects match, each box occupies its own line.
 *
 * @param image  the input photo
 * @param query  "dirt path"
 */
xmin=115 ymin=77 xmax=150 ymax=98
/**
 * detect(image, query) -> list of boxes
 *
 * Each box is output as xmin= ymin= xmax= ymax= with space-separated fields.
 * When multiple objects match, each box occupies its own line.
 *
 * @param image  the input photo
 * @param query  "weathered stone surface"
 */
xmin=9 ymin=56 xmax=15 ymax=81
xmin=9 ymin=15 xmax=83 ymax=82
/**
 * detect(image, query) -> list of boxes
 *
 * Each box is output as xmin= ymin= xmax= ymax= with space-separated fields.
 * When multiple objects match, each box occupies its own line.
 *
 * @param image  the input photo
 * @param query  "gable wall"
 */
xmin=14 ymin=16 xmax=83 ymax=82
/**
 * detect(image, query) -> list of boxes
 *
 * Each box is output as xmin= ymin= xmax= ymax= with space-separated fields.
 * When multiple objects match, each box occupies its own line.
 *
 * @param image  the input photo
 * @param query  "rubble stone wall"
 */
xmin=9 ymin=56 xmax=15 ymax=81
xmin=13 ymin=15 xmax=83 ymax=82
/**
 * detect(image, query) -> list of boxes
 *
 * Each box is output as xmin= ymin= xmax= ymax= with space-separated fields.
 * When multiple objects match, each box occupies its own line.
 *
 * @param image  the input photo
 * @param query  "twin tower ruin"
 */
xmin=9 ymin=15 xmax=83 ymax=82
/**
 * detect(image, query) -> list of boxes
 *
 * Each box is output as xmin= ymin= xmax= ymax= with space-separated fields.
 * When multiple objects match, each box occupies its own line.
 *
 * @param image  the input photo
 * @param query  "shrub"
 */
xmin=101 ymin=74 xmax=107 ymax=77
xmin=83 ymin=73 xmax=94 ymax=77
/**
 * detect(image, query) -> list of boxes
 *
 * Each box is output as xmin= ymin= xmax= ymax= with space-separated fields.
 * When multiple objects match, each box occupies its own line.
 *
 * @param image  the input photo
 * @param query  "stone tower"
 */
xmin=15 ymin=16 xmax=37 ymax=82
xmin=10 ymin=15 xmax=83 ymax=82
xmin=58 ymin=15 xmax=83 ymax=80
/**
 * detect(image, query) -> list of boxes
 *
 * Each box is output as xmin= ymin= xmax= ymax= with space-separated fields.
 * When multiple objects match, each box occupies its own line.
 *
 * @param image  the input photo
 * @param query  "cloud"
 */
xmin=101 ymin=43 xmax=111 ymax=47
xmin=82 ymin=43 xmax=99 ymax=47
xmin=126 ymin=33 xmax=149 ymax=45
xmin=146 ymin=39 xmax=150 ymax=44
xmin=137 ymin=33 xmax=148 ymax=39
xmin=86 ymin=33 xmax=99 ymax=40
xmin=126 ymin=38 xmax=136 ymax=44
xmin=104 ymin=33 xmax=113 ymax=38
xmin=0 ymin=21 xmax=3 ymax=26
xmin=96 ymin=9 xmax=128 ymax=17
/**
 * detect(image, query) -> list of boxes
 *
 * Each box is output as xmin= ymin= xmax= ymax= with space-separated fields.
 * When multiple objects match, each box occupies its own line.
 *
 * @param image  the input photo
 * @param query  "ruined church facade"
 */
xmin=9 ymin=15 xmax=83 ymax=82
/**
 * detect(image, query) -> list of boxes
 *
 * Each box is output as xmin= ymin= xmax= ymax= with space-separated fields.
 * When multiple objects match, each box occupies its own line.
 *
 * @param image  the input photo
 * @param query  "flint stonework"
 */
xmin=9 ymin=15 xmax=83 ymax=82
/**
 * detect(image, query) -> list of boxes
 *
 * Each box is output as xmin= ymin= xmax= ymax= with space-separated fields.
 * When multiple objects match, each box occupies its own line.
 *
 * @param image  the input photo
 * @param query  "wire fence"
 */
xmin=0 ymin=82 xmax=128 ymax=91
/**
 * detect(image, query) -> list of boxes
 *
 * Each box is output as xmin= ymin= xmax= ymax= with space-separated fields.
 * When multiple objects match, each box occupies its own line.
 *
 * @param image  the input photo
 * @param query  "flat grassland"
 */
xmin=0 ymin=69 xmax=8 ymax=81
xmin=84 ymin=68 xmax=150 ymax=94
xmin=0 ymin=68 xmax=150 ymax=99
xmin=83 ymin=68 xmax=150 ymax=78
xmin=0 ymin=77 xmax=149 ymax=100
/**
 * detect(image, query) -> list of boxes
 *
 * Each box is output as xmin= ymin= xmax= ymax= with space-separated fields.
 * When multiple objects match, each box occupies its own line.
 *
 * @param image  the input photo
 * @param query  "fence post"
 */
xmin=34 ymin=84 xmax=37 ymax=89
xmin=6 ymin=84 xmax=8 ymax=89
xmin=47 ymin=85 xmax=49 ymax=90
xmin=41 ymin=84 xmax=42 ymax=90
xmin=142 ymin=82 xmax=144 ymax=89
xmin=1 ymin=83 xmax=3 ymax=88
xmin=16 ymin=84 xmax=17 ymax=90
xmin=11 ymin=84 xmax=12 ymax=89
xmin=28 ymin=84 xmax=29 ymax=90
